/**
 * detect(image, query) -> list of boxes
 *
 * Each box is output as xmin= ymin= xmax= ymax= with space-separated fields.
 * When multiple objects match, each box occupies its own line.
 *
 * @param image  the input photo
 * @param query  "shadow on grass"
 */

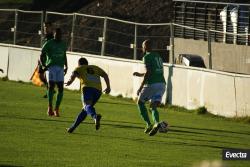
xmin=98 ymin=100 xmax=135 ymax=107
xmin=0 ymin=165 xmax=23 ymax=167
xmin=1 ymin=114 xmax=249 ymax=138
xmin=171 ymin=125 xmax=250 ymax=136
xmin=158 ymin=132 xmax=248 ymax=146
xmin=72 ymin=130 xmax=238 ymax=150
xmin=0 ymin=115 xmax=72 ymax=124
xmin=102 ymin=119 xmax=142 ymax=126
xmin=169 ymin=128 xmax=245 ymax=139
xmin=1 ymin=115 xmax=249 ymax=149
xmin=0 ymin=115 xmax=143 ymax=130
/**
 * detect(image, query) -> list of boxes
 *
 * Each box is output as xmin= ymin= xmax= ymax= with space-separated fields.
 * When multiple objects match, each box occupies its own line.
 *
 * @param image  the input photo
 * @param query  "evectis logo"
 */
xmin=222 ymin=149 xmax=250 ymax=160
xmin=226 ymin=152 xmax=247 ymax=159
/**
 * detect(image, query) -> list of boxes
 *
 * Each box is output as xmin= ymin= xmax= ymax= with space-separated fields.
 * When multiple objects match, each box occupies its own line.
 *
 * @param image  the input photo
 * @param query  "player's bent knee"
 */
xmin=150 ymin=101 xmax=161 ymax=109
xmin=84 ymin=104 xmax=90 ymax=110
xmin=48 ymin=81 xmax=55 ymax=88
xmin=48 ymin=84 xmax=55 ymax=90
xmin=58 ymin=88 xmax=63 ymax=93
xmin=84 ymin=100 xmax=93 ymax=106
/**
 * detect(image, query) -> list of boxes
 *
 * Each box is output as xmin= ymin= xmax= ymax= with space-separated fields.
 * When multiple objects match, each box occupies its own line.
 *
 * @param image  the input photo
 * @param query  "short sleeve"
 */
xmin=143 ymin=55 xmax=152 ymax=69
xmin=95 ymin=66 xmax=105 ymax=76
xmin=74 ymin=67 xmax=80 ymax=75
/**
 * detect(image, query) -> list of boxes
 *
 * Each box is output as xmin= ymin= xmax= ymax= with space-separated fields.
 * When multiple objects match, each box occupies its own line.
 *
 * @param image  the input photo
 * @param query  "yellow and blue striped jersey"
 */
xmin=74 ymin=65 xmax=105 ymax=91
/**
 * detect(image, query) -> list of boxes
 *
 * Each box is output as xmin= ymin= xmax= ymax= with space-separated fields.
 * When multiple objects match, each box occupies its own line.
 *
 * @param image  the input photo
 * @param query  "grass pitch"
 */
xmin=0 ymin=80 xmax=250 ymax=167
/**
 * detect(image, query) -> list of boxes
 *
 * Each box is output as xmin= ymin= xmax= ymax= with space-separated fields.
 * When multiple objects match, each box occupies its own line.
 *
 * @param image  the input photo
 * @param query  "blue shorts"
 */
xmin=81 ymin=87 xmax=101 ymax=107
xmin=138 ymin=83 xmax=166 ymax=103
xmin=46 ymin=65 xmax=64 ymax=82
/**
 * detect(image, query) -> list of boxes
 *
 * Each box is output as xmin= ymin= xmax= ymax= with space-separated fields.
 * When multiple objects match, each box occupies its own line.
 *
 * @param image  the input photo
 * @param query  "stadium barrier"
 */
xmin=0 ymin=9 xmax=170 ymax=61
xmin=1 ymin=9 xmax=250 ymax=73
xmin=0 ymin=44 xmax=8 ymax=78
xmin=0 ymin=44 xmax=249 ymax=117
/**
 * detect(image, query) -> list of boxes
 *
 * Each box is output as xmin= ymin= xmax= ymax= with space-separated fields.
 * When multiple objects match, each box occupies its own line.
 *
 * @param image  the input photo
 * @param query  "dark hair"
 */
xmin=54 ymin=28 xmax=62 ymax=41
xmin=78 ymin=57 xmax=88 ymax=65
xmin=44 ymin=21 xmax=52 ymax=26
xmin=143 ymin=39 xmax=152 ymax=50
xmin=55 ymin=28 xmax=62 ymax=34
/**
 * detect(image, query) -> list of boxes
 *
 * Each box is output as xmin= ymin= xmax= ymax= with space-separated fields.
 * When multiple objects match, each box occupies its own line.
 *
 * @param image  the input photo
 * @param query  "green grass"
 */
xmin=0 ymin=80 xmax=250 ymax=167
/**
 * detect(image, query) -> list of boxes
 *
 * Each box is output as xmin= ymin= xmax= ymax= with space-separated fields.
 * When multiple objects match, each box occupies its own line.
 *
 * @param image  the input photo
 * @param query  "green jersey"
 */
xmin=42 ymin=33 xmax=53 ymax=45
xmin=42 ymin=39 xmax=67 ymax=67
xmin=40 ymin=34 xmax=54 ymax=65
xmin=143 ymin=52 xmax=166 ymax=85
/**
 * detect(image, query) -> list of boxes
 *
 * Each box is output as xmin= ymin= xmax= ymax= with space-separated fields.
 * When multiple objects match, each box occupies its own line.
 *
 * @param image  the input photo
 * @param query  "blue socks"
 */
xmin=69 ymin=105 xmax=98 ymax=132
xmin=84 ymin=104 xmax=97 ymax=119
xmin=69 ymin=109 xmax=87 ymax=131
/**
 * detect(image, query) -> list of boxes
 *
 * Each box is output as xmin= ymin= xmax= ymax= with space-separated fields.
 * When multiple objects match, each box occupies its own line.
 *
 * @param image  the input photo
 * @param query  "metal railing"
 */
xmin=0 ymin=9 xmax=171 ymax=61
xmin=0 ymin=8 xmax=250 ymax=74
xmin=173 ymin=0 xmax=250 ymax=45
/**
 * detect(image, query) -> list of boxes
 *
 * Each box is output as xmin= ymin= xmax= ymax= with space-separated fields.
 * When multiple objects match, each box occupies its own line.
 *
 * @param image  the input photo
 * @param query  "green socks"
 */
xmin=138 ymin=101 xmax=160 ymax=126
xmin=151 ymin=107 xmax=159 ymax=124
xmin=138 ymin=102 xmax=151 ymax=126
xmin=48 ymin=89 xmax=54 ymax=107
xmin=48 ymin=89 xmax=63 ymax=109
xmin=55 ymin=92 xmax=63 ymax=109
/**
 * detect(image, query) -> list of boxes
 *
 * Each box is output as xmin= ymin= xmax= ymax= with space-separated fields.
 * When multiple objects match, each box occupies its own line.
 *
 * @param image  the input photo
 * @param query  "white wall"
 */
xmin=65 ymin=52 xmax=145 ymax=98
xmin=0 ymin=45 xmax=9 ymax=78
xmin=235 ymin=75 xmax=250 ymax=117
xmin=1 ymin=44 xmax=250 ymax=118
xmin=169 ymin=66 xmax=238 ymax=117
xmin=8 ymin=47 xmax=40 ymax=81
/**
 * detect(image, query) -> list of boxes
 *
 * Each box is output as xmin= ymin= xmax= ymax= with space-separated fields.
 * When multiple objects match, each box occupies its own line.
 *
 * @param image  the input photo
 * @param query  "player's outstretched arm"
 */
xmin=101 ymin=72 xmax=111 ymax=94
xmin=133 ymin=72 xmax=145 ymax=77
xmin=65 ymin=71 xmax=78 ymax=86
xmin=64 ymin=53 xmax=68 ymax=75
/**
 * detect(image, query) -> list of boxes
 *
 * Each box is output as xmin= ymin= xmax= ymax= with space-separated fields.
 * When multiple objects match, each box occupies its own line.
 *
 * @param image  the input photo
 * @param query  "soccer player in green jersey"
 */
xmin=38 ymin=21 xmax=54 ymax=98
xmin=65 ymin=57 xmax=111 ymax=133
xmin=40 ymin=28 xmax=68 ymax=117
xmin=133 ymin=39 xmax=166 ymax=136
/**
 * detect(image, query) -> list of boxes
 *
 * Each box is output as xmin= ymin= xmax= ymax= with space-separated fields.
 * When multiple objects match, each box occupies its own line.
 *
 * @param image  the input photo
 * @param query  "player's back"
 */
xmin=75 ymin=65 xmax=105 ymax=91
xmin=143 ymin=52 xmax=166 ymax=84
xmin=42 ymin=39 xmax=67 ymax=67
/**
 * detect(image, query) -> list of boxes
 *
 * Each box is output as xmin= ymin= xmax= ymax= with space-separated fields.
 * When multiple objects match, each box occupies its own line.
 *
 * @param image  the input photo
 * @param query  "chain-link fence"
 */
xmin=0 ymin=9 xmax=16 ymax=44
xmin=0 ymin=9 xmax=43 ymax=47
xmin=73 ymin=13 xmax=104 ymax=55
xmin=16 ymin=10 xmax=43 ymax=47
xmin=0 ymin=8 xmax=250 ymax=74
xmin=0 ymin=9 xmax=171 ymax=61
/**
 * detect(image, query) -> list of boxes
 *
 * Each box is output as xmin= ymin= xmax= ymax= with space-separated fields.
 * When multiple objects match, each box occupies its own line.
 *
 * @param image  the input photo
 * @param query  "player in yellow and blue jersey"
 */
xmin=65 ymin=57 xmax=111 ymax=132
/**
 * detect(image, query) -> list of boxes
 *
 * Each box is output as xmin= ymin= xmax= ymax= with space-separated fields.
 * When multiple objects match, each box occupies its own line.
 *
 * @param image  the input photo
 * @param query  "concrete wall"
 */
xmin=235 ymin=75 xmax=250 ymax=117
xmin=174 ymin=38 xmax=250 ymax=74
xmin=0 ymin=45 xmax=9 ymax=78
xmin=0 ymin=44 xmax=146 ymax=98
xmin=1 ymin=44 xmax=250 ymax=118
xmin=168 ymin=66 xmax=239 ymax=117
